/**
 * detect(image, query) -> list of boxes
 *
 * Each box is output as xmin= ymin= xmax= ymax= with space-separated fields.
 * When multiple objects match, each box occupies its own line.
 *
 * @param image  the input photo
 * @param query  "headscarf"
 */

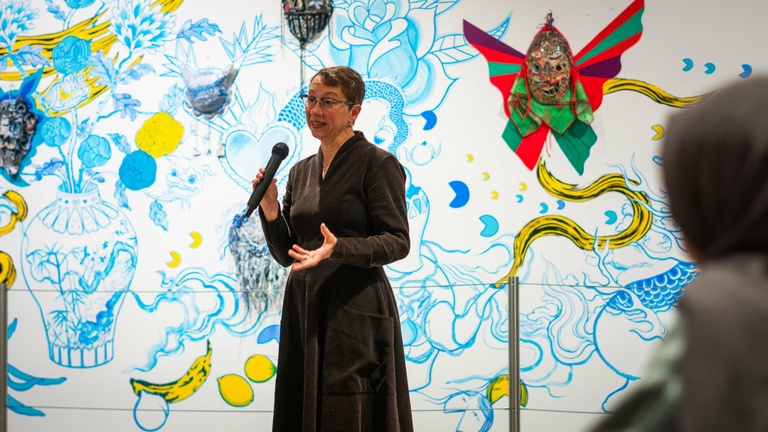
xmin=662 ymin=76 xmax=768 ymax=260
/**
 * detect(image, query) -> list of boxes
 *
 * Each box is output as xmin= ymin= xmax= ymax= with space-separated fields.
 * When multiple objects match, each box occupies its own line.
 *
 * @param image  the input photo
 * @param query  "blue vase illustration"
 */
xmin=21 ymin=185 xmax=138 ymax=368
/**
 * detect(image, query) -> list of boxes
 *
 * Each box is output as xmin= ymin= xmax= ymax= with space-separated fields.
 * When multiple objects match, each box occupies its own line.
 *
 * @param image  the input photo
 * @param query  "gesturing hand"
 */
xmin=288 ymin=223 xmax=337 ymax=271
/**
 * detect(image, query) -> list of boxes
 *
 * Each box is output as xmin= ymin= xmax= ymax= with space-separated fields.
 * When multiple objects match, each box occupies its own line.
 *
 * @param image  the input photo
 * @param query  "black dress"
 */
xmin=259 ymin=131 xmax=414 ymax=432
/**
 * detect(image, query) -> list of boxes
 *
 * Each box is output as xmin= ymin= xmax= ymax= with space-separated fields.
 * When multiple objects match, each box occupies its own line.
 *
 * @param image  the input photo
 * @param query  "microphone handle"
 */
xmin=245 ymin=155 xmax=283 ymax=217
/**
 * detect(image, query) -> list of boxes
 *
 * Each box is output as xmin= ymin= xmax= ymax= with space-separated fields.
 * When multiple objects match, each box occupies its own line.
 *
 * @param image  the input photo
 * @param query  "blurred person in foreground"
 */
xmin=591 ymin=76 xmax=768 ymax=432
xmin=252 ymin=66 xmax=413 ymax=432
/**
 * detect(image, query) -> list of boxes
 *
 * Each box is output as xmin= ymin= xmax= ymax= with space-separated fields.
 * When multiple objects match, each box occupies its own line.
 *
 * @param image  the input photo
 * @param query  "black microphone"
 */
xmin=245 ymin=142 xmax=290 ymax=217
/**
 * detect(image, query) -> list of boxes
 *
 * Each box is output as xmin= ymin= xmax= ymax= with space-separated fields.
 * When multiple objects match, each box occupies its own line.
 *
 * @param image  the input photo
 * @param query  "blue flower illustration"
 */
xmin=119 ymin=150 xmax=156 ymax=190
xmin=0 ymin=0 xmax=39 ymax=49
xmin=39 ymin=116 xmax=71 ymax=147
xmin=110 ymin=0 xmax=176 ymax=54
xmin=52 ymin=35 xmax=92 ymax=75
xmin=329 ymin=0 xmax=454 ymax=114
xmin=78 ymin=135 xmax=111 ymax=168
xmin=63 ymin=0 xmax=96 ymax=9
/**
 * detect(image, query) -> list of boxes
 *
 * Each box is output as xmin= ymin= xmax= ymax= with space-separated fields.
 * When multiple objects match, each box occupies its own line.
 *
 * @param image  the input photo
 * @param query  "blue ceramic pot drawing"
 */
xmin=21 ymin=185 xmax=138 ymax=368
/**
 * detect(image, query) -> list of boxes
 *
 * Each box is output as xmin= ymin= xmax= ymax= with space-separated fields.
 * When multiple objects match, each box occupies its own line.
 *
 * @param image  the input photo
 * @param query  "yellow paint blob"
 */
xmin=189 ymin=231 xmax=203 ymax=248
xmin=244 ymin=354 xmax=277 ymax=383
xmin=166 ymin=251 xmax=181 ymax=268
xmin=217 ymin=374 xmax=254 ymax=407
xmin=136 ymin=112 xmax=184 ymax=158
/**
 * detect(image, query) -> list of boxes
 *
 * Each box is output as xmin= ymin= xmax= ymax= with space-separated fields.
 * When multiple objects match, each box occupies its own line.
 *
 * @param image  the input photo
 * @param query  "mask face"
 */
xmin=525 ymin=30 xmax=573 ymax=104
xmin=0 ymin=98 xmax=37 ymax=176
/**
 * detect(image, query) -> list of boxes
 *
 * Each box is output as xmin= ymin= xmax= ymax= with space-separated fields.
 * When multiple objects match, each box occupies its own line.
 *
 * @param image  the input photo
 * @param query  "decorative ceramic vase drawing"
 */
xmin=21 ymin=185 xmax=138 ymax=368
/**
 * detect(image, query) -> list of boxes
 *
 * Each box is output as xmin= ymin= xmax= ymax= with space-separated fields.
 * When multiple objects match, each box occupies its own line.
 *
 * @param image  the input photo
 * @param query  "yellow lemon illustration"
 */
xmin=136 ymin=112 xmax=184 ymax=158
xmin=244 ymin=354 xmax=277 ymax=383
xmin=486 ymin=375 xmax=529 ymax=407
xmin=217 ymin=374 xmax=253 ymax=407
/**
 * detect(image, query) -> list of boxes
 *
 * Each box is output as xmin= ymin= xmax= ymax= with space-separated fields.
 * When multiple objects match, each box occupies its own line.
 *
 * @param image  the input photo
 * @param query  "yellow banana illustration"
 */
xmin=130 ymin=339 xmax=212 ymax=403
xmin=0 ymin=252 xmax=16 ymax=288
xmin=495 ymin=161 xmax=653 ymax=287
xmin=0 ymin=190 xmax=28 ymax=236
xmin=0 ymin=190 xmax=27 ymax=288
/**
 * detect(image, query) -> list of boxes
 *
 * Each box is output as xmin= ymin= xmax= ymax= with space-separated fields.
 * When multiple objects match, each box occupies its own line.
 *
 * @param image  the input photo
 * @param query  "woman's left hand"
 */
xmin=288 ymin=223 xmax=337 ymax=271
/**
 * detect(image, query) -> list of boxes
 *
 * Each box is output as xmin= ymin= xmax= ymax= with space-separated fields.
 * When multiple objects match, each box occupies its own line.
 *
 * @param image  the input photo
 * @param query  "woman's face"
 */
xmin=305 ymin=76 xmax=360 ymax=144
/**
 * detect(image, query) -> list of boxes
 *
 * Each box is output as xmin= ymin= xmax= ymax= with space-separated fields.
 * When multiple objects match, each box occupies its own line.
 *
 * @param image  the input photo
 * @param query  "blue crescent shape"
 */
xmin=556 ymin=200 xmax=565 ymax=210
xmin=421 ymin=110 xmax=437 ymax=131
xmin=479 ymin=214 xmax=499 ymax=237
xmin=448 ymin=180 xmax=470 ymax=208
xmin=682 ymin=58 xmax=694 ymax=72
xmin=515 ymin=194 xmax=523 ymax=203
xmin=257 ymin=324 xmax=281 ymax=344
xmin=604 ymin=210 xmax=618 ymax=225
xmin=740 ymin=64 xmax=753 ymax=78
xmin=539 ymin=203 xmax=549 ymax=214
xmin=704 ymin=62 xmax=716 ymax=74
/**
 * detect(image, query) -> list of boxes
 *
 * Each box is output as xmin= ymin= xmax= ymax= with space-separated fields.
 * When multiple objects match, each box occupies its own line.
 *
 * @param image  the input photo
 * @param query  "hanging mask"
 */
xmin=0 ymin=97 xmax=38 ymax=177
xmin=525 ymin=26 xmax=573 ymax=105
xmin=180 ymin=64 xmax=239 ymax=119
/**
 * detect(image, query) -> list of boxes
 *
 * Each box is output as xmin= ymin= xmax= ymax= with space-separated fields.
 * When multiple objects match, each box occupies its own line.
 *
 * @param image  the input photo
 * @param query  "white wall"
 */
xmin=1 ymin=0 xmax=765 ymax=430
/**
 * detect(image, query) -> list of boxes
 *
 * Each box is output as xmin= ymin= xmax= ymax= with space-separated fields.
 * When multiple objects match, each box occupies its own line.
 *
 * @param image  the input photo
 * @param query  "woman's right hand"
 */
xmin=252 ymin=168 xmax=279 ymax=221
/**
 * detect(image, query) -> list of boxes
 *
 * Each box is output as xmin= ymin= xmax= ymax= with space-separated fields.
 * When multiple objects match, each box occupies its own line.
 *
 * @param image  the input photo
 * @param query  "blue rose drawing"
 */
xmin=78 ymin=135 xmax=111 ymax=168
xmin=40 ymin=117 xmax=72 ymax=147
xmin=64 ymin=0 xmax=97 ymax=9
xmin=119 ymin=150 xmax=156 ymax=190
xmin=52 ymin=36 xmax=92 ymax=75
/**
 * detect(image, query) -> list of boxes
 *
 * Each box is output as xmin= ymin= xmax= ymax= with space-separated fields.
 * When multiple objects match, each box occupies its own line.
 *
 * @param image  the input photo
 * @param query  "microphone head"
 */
xmin=272 ymin=142 xmax=290 ymax=160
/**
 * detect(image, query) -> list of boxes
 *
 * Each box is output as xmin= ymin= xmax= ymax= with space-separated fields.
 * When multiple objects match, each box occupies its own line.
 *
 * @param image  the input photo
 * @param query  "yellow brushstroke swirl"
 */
xmin=603 ymin=78 xmax=712 ymax=108
xmin=495 ymin=161 xmax=653 ymax=287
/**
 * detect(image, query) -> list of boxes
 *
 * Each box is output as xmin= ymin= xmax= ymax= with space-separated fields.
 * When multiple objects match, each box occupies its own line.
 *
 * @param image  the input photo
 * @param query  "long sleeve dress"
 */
xmin=259 ymin=131 xmax=414 ymax=432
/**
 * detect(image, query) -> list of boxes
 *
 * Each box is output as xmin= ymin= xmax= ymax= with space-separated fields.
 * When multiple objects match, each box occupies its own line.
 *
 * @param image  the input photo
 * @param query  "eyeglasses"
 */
xmin=300 ymin=94 xmax=355 ymax=110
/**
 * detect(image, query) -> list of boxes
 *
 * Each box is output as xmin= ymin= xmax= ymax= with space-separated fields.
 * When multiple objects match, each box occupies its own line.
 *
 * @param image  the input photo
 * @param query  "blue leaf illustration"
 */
xmin=119 ymin=62 xmax=156 ymax=84
xmin=76 ymin=118 xmax=90 ymax=140
xmin=112 ymin=93 xmax=141 ymax=121
xmin=149 ymin=200 xmax=169 ymax=230
xmin=45 ymin=0 xmax=67 ymax=21
xmin=14 ymin=45 xmax=50 ymax=68
xmin=33 ymin=158 xmax=65 ymax=180
xmin=26 ymin=250 xmax=62 ymax=285
xmin=433 ymin=34 xmax=477 ymax=64
xmin=114 ymin=179 xmax=131 ymax=210
xmin=177 ymin=18 xmax=222 ymax=43
xmin=86 ymin=51 xmax=117 ymax=87
xmin=108 ymin=133 xmax=131 ymax=154
xmin=158 ymin=83 xmax=184 ymax=114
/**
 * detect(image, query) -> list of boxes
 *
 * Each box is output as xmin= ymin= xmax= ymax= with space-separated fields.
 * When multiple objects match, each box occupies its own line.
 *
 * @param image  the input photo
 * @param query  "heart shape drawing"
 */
xmin=222 ymin=126 xmax=298 ymax=189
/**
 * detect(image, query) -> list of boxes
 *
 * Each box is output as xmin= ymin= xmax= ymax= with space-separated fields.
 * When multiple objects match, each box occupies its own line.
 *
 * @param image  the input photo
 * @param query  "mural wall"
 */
xmin=0 ymin=0 xmax=764 ymax=430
